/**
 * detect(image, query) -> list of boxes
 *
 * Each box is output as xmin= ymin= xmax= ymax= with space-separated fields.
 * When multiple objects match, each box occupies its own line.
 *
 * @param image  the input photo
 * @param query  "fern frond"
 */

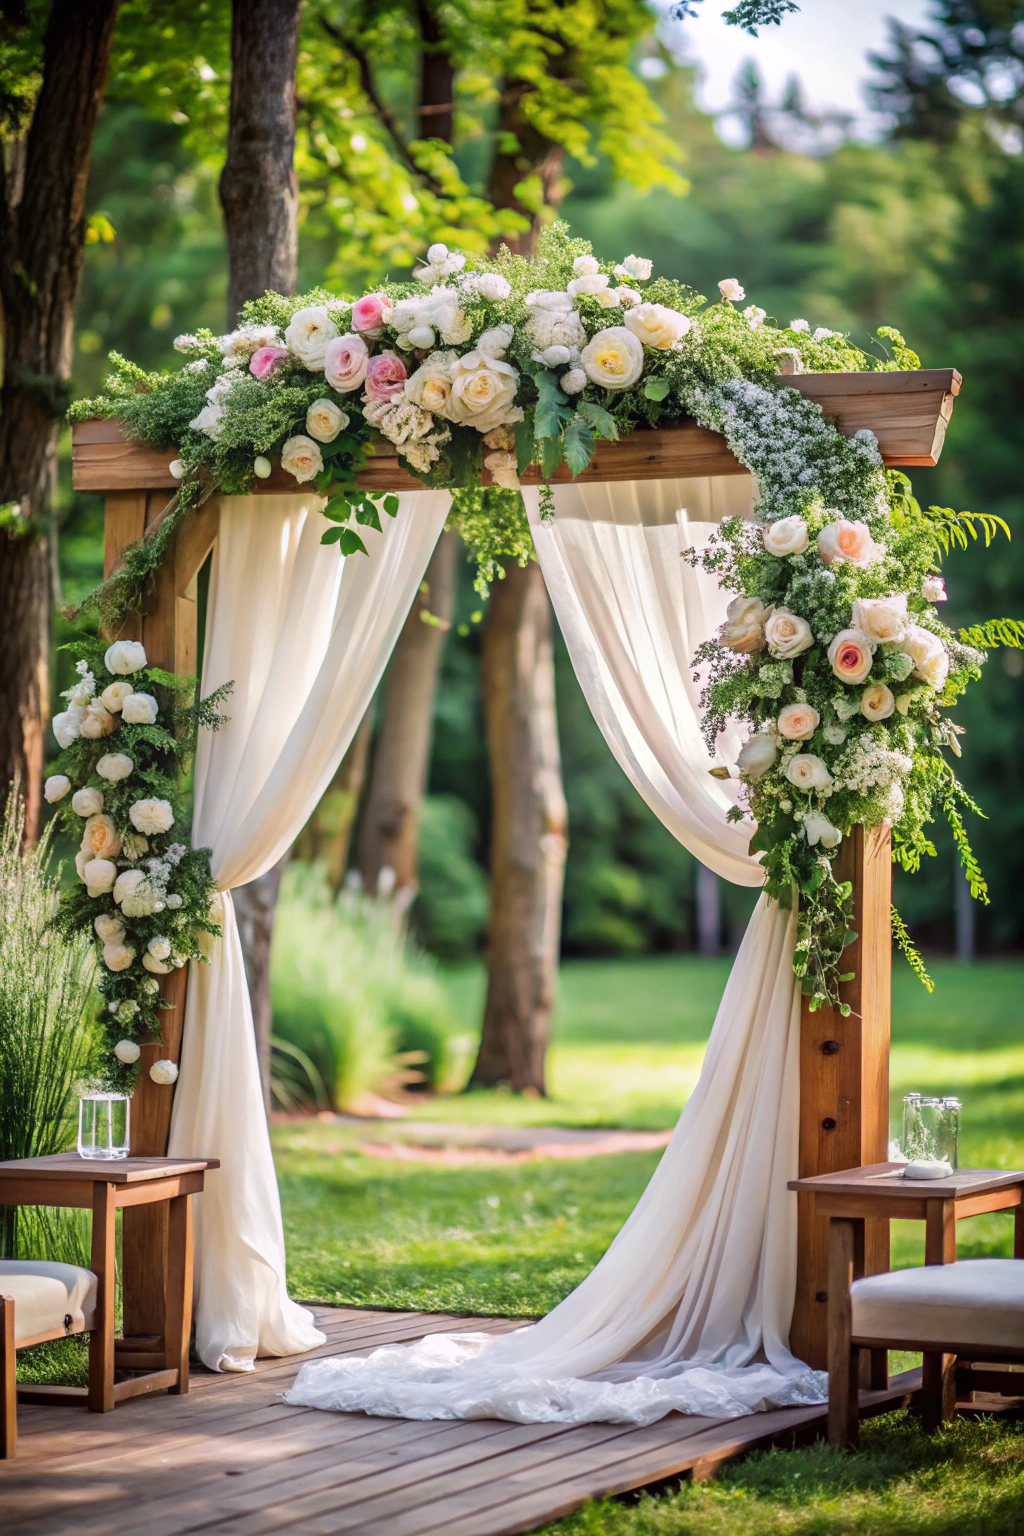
xmin=941 ymin=786 xmax=989 ymax=903
xmin=891 ymin=905 xmax=934 ymax=993
xmin=960 ymin=619 xmax=1024 ymax=650
xmin=922 ymin=505 xmax=1012 ymax=559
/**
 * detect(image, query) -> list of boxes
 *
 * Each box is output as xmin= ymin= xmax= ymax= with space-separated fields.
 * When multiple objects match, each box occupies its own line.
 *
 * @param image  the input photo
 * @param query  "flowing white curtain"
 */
xmin=169 ymin=489 xmax=450 ymax=1372
xmin=285 ymin=476 xmax=826 ymax=1425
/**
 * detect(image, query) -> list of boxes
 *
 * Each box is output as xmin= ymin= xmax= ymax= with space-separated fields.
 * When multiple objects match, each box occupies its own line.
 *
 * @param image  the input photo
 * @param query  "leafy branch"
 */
xmin=891 ymin=905 xmax=933 ymax=993
xmin=960 ymin=618 xmax=1024 ymax=649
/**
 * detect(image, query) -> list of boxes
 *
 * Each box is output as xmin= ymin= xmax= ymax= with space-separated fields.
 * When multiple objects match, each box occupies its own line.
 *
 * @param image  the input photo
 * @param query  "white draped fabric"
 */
xmin=285 ymin=476 xmax=827 ymax=1424
xmin=169 ymin=490 xmax=451 ymax=1372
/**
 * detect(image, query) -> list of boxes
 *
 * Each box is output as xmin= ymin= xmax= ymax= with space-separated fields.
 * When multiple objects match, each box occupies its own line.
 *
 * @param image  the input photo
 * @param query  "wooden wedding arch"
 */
xmin=72 ymin=366 xmax=960 ymax=1368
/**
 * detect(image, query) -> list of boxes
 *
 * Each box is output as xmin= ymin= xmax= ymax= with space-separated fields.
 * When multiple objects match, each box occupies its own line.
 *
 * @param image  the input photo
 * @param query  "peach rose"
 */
xmin=364 ymin=351 xmax=408 ymax=402
xmin=777 ymin=702 xmax=820 ymax=741
xmin=764 ymin=608 xmax=813 ymax=659
xmin=828 ymin=628 xmax=874 ymax=685
xmin=817 ymin=519 xmax=882 ymax=567
xmin=79 ymin=701 xmax=117 ymax=739
xmin=324 ymin=333 xmax=370 ymax=393
xmin=861 ymin=683 xmax=895 ymax=721
xmin=720 ymin=595 xmax=771 ymax=655
xmin=81 ymin=813 xmax=122 ymax=861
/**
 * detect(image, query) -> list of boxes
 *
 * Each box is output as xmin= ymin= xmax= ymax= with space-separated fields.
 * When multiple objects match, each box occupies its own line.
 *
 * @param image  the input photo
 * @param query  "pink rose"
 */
xmin=817 ymin=519 xmax=882 ymax=567
xmin=364 ymin=350 xmax=408 ymax=402
xmin=324 ymin=333 xmax=370 ymax=393
xmin=828 ymin=628 xmax=874 ymax=685
xmin=250 ymin=346 xmax=290 ymax=380
xmin=352 ymin=293 xmax=388 ymax=336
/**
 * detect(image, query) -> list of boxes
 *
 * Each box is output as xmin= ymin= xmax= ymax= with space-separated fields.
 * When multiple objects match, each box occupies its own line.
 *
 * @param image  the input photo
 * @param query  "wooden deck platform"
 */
xmin=1 ymin=1307 xmax=921 ymax=1536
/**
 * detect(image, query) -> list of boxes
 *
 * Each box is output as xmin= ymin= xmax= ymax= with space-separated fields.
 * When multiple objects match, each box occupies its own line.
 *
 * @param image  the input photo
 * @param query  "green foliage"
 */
xmin=411 ymin=796 xmax=489 ymax=962
xmin=890 ymin=905 xmax=933 ymax=994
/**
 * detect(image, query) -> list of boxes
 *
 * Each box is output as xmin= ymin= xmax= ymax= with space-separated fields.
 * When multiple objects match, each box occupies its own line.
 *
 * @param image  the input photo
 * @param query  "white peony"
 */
xmin=560 ymin=369 xmax=587 ymax=394
xmin=803 ymin=812 xmax=842 ymax=849
xmin=580 ymin=327 xmax=644 ymax=391
xmin=764 ymin=608 xmax=813 ymax=659
xmin=121 ymin=692 xmax=159 ymax=725
xmin=96 ymin=752 xmax=133 ymax=783
xmin=104 ymin=640 xmax=147 ymax=676
xmin=567 ymin=273 xmax=610 ymax=298
xmin=44 ymin=775 xmax=71 ymax=803
xmin=143 ymin=952 xmax=173 ymax=975
xmin=614 ymin=255 xmax=653 ymax=281
xmin=762 ymin=517 xmax=809 ymax=557
xmin=102 ymin=941 xmax=135 ymax=972
xmin=114 ymin=1039 xmax=141 ymax=1064
xmin=736 ymin=733 xmax=777 ymax=780
xmin=476 ymin=325 xmax=515 ymax=358
xmin=718 ymin=278 xmax=745 ymax=301
xmin=624 ymin=303 xmax=692 ymax=350
xmin=861 ymin=683 xmax=896 ymax=721
xmin=525 ymin=303 xmax=586 ymax=354
xmin=83 ymin=858 xmax=118 ymax=896
xmin=113 ymin=869 xmax=162 ymax=917
xmin=72 ymin=786 xmax=104 ymax=817
xmin=94 ymin=913 xmax=125 ymax=944
xmin=615 ymin=287 xmax=641 ymax=307
xmin=80 ymin=702 xmax=117 ymax=740
xmin=902 ymin=624 xmax=949 ymax=690
xmin=573 ymin=255 xmax=600 ymax=276
xmin=280 ymin=435 xmax=324 ymax=484
xmin=129 ymin=798 xmax=175 ymax=835
xmin=99 ymin=680 xmax=133 ymax=713
xmin=147 ymin=936 xmax=173 ymax=961
xmin=447 ymin=352 xmax=521 ymax=434
xmin=52 ymin=707 xmax=84 ymax=749
xmin=851 ymin=595 xmax=907 ymax=645
xmin=284 ymin=306 xmax=339 ymax=369
xmin=150 ymin=1059 xmax=179 ymax=1086
xmin=306 ymin=399 xmax=349 ymax=443
xmin=785 ymin=754 xmax=833 ymax=792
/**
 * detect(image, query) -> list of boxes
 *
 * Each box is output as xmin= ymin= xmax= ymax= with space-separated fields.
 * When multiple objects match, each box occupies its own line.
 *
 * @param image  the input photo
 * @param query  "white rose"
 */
xmin=44 ymin=774 xmax=71 ymax=803
xmin=129 ymin=798 xmax=175 ymax=835
xmin=720 ymin=594 xmax=771 ymax=654
xmin=147 ymin=936 xmax=173 ymax=960
xmin=624 ymin=303 xmax=692 ymax=350
xmin=94 ymin=913 xmax=125 ymax=944
xmin=922 ymin=576 xmax=947 ymax=602
xmin=99 ymin=680 xmax=133 ymax=713
xmin=718 ymin=278 xmax=745 ymax=301
xmin=615 ymin=287 xmax=641 ymax=307
xmin=593 ymin=287 xmax=622 ymax=309
xmin=736 ymin=733 xmax=777 ymax=780
xmin=567 ymin=273 xmax=610 ymax=298
xmin=121 ymin=692 xmax=159 ymax=726
xmin=96 ymin=752 xmax=133 ymax=783
xmin=762 ymin=517 xmax=809 ymax=557
xmin=476 ymin=325 xmax=515 ymax=359
xmin=803 ymin=812 xmax=842 ymax=849
xmin=143 ymin=952 xmax=173 ymax=975
xmin=72 ymin=786 xmax=104 ymax=817
xmin=284 ymin=306 xmax=339 ymax=369
xmin=280 ymin=435 xmax=324 ymax=484
xmin=114 ymin=1039 xmax=141 ymax=1064
xmin=861 ymin=683 xmax=896 ymax=721
xmin=405 ymin=350 xmax=456 ymax=416
xmin=149 ymin=1059 xmax=179 ymax=1086
xmin=573 ymin=255 xmax=600 ymax=276
xmin=851 ymin=595 xmax=908 ymax=645
xmin=114 ymin=869 xmax=162 ymax=918
xmin=188 ymin=404 xmax=224 ymax=439
xmin=447 ymin=352 xmax=520 ymax=433
xmin=614 ymin=255 xmax=653 ymax=280
xmin=902 ymin=624 xmax=949 ymax=690
xmin=560 ymin=369 xmax=587 ymax=395
xmin=102 ymin=941 xmax=136 ymax=972
xmin=104 ymin=640 xmax=147 ymax=675
xmin=52 ymin=707 xmax=84 ymax=749
xmin=83 ymin=857 xmax=118 ymax=896
xmin=777 ymin=702 xmax=820 ymax=741
xmin=785 ymin=754 xmax=833 ymax=792
xmin=580 ymin=327 xmax=644 ymax=391
xmin=484 ymin=451 xmax=520 ymax=491
xmin=764 ymin=608 xmax=813 ymax=658
xmin=306 ymin=399 xmax=349 ymax=443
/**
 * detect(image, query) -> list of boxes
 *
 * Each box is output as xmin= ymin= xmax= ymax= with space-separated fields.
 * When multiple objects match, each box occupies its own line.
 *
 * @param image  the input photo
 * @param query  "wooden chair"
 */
xmin=830 ymin=1257 xmax=1024 ymax=1445
xmin=0 ymin=1260 xmax=99 ymax=1457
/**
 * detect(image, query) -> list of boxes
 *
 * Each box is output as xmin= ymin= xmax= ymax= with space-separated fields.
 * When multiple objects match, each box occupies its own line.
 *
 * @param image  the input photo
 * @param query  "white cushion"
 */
xmin=0 ymin=1259 xmax=97 ymax=1345
xmin=852 ymin=1259 xmax=1024 ymax=1351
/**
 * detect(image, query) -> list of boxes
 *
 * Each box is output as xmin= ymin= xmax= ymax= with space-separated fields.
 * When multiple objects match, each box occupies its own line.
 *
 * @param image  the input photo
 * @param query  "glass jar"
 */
xmin=77 ymin=1092 xmax=130 ymax=1160
xmin=902 ymin=1092 xmax=925 ymax=1160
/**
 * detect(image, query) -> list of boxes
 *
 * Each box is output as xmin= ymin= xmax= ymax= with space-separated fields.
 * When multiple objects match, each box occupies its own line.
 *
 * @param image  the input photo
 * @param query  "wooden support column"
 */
xmin=791 ymin=823 xmax=892 ymax=1370
xmin=101 ymin=489 xmax=219 ymax=1339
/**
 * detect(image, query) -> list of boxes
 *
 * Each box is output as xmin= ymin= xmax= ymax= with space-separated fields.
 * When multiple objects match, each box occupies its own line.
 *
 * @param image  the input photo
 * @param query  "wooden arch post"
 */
xmin=72 ymin=368 xmax=959 ymax=1360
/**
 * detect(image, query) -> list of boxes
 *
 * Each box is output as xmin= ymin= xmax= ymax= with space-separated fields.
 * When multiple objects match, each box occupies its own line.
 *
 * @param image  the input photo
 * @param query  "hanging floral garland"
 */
xmin=46 ymin=639 xmax=229 ymax=1088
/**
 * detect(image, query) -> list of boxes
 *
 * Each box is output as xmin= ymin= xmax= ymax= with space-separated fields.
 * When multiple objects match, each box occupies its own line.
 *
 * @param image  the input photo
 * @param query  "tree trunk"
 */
xmin=219 ymin=0 xmax=301 ymax=323
xmin=487 ymin=83 xmax=566 ymax=255
xmin=416 ymin=0 xmax=455 ymax=143
xmin=0 ymin=0 xmax=123 ymax=837
xmin=470 ymin=561 xmax=567 ymax=1093
xmin=358 ymin=530 xmax=456 ymax=898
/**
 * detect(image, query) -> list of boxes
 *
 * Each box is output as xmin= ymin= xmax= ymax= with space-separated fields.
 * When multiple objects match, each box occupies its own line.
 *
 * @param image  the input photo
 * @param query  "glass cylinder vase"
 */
xmin=77 ymin=1092 xmax=130 ymax=1160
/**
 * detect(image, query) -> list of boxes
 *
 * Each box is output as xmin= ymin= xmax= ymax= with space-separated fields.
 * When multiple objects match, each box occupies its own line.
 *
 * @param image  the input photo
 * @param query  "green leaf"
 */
xmin=515 ymin=418 xmax=536 ymax=476
xmin=322 ymin=500 xmax=351 ymax=523
xmin=382 ymin=494 xmax=400 ymax=518
xmin=562 ymin=418 xmax=595 ymax=478
xmin=576 ymin=400 xmax=619 ymax=441
xmin=338 ymin=528 xmax=368 ymax=556
xmin=534 ymin=371 xmax=574 ymax=440
xmin=643 ymin=376 xmax=670 ymax=401
xmin=538 ymin=434 xmax=564 ymax=479
xmin=355 ymin=502 xmax=382 ymax=531
xmin=320 ymin=526 xmax=346 ymax=545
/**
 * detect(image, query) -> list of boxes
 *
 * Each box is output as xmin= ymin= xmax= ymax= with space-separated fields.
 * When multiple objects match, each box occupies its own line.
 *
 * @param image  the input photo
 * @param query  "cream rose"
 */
xmin=718 ymin=278 xmax=745 ymax=301
xmin=720 ymin=595 xmax=771 ymax=655
xmin=81 ymin=814 xmax=121 ymax=861
xmin=143 ymin=952 xmax=173 ymax=975
xmin=150 ymin=1059 xmax=179 ymax=1086
xmin=762 ymin=517 xmax=809 ymax=557
xmin=284 ymin=306 xmax=339 ymax=369
xmin=104 ymin=640 xmax=147 ymax=675
xmin=736 ymin=733 xmax=777 ymax=780
xmin=764 ymin=608 xmax=813 ymax=659
xmin=102 ymin=941 xmax=135 ymax=973
xmin=447 ymin=352 xmax=520 ymax=434
xmin=122 ymin=692 xmax=159 ymax=725
xmin=94 ymin=913 xmax=125 ymax=944
xmin=851 ymin=594 xmax=907 ymax=645
xmin=129 ymin=798 xmax=175 ymax=836
xmin=114 ymin=1040 xmax=141 ymax=1065
xmin=817 ymin=519 xmax=882 ymax=567
xmin=306 ymin=399 xmax=349 ymax=443
xmin=82 ymin=857 xmax=118 ymax=896
xmin=580 ymin=327 xmax=644 ymax=391
xmin=777 ymin=702 xmax=820 ymax=741
xmin=861 ymin=683 xmax=896 ymax=721
xmin=80 ymin=702 xmax=117 ymax=740
xmin=100 ymin=680 xmax=133 ymax=713
xmin=72 ymin=786 xmax=104 ymax=817
xmin=405 ymin=351 xmax=456 ymax=416
xmin=615 ymin=254 xmax=653 ymax=280
xmin=785 ymin=754 xmax=833 ymax=792
xmin=44 ymin=774 xmax=71 ymax=803
xmin=901 ymin=624 xmax=949 ymax=690
xmin=280 ymin=435 xmax=324 ymax=484
xmin=803 ymin=811 xmax=842 ymax=849
xmin=828 ymin=628 xmax=874 ymax=685
xmin=623 ymin=303 xmax=692 ymax=350
xmin=147 ymin=936 xmax=173 ymax=961
xmin=96 ymin=752 xmax=133 ymax=783
xmin=114 ymin=869 xmax=162 ymax=917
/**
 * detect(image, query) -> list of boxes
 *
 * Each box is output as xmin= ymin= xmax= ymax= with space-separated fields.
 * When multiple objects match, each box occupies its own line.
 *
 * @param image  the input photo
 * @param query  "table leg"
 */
xmin=1014 ymin=1203 xmax=1024 ymax=1261
xmin=920 ymin=1197 xmax=957 ymax=1429
xmin=164 ymin=1193 xmax=193 ymax=1394
xmin=1 ymin=1294 xmax=16 ymax=1457
xmin=828 ymin=1218 xmax=861 ymax=1448
xmin=88 ymin=1181 xmax=117 ymax=1413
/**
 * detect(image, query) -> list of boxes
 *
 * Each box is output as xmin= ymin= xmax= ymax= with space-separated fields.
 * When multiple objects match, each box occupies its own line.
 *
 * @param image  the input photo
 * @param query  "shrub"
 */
xmin=411 ymin=794 xmax=489 ymax=962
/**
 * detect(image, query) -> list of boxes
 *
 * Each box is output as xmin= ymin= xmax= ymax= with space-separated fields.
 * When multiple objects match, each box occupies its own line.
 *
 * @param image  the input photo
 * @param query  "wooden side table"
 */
xmin=789 ymin=1163 xmax=1024 ymax=1438
xmin=0 ymin=1153 xmax=218 ymax=1412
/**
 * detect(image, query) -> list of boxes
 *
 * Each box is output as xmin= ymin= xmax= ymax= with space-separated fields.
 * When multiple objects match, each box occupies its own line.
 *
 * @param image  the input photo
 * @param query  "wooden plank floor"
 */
xmin=1 ymin=1308 xmax=921 ymax=1536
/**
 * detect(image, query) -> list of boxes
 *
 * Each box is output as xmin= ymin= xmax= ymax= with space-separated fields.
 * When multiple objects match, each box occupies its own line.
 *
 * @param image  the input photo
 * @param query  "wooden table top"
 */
xmin=789 ymin=1163 xmax=1024 ymax=1201
xmin=0 ymin=1153 xmax=220 ymax=1184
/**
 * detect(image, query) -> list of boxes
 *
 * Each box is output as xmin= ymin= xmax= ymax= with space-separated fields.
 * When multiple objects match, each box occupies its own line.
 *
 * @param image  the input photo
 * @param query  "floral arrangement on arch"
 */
xmin=46 ymin=639 xmax=229 ymax=1088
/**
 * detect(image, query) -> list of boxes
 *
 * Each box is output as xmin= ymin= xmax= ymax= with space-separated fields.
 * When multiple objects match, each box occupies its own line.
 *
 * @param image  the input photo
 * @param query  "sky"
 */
xmin=669 ymin=0 xmax=935 ymax=137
